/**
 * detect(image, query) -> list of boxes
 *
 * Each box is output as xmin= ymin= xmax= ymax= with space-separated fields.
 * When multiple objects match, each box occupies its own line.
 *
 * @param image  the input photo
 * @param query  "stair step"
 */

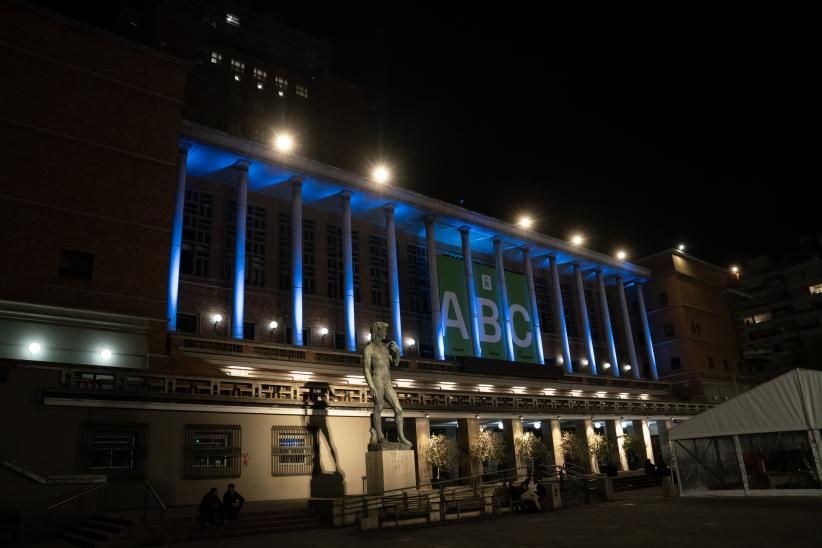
xmin=58 ymin=531 xmax=97 ymax=548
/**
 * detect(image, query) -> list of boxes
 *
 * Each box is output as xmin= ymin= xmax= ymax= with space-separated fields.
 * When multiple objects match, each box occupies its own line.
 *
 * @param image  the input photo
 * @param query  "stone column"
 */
xmin=459 ymin=227 xmax=481 ymax=357
xmin=340 ymin=192 xmax=356 ymax=352
xmin=633 ymin=419 xmax=655 ymax=464
xmin=231 ymin=161 xmax=249 ymax=340
xmin=656 ymin=419 xmax=675 ymax=467
xmin=166 ymin=144 xmax=189 ymax=332
xmin=414 ymin=417 xmax=432 ymax=487
xmin=457 ymin=417 xmax=482 ymax=478
xmin=522 ymin=248 xmax=545 ymax=364
xmin=606 ymin=420 xmax=629 ymax=471
xmin=385 ymin=205 xmax=403 ymax=354
xmin=573 ymin=263 xmax=598 ymax=375
xmin=635 ymin=282 xmax=659 ymax=380
xmin=573 ymin=419 xmax=599 ymax=473
xmin=291 ymin=178 xmax=303 ymax=346
xmin=502 ymin=419 xmax=526 ymax=477
xmin=424 ymin=217 xmax=445 ymax=360
xmin=596 ymin=270 xmax=620 ymax=377
xmin=493 ymin=238 xmax=514 ymax=361
xmin=549 ymin=256 xmax=572 ymax=372
xmin=541 ymin=419 xmax=565 ymax=467
xmin=616 ymin=276 xmax=640 ymax=378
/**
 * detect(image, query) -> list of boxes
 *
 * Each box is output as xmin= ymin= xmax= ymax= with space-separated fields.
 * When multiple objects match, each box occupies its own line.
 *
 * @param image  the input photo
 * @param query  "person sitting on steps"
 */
xmin=223 ymin=483 xmax=245 ymax=522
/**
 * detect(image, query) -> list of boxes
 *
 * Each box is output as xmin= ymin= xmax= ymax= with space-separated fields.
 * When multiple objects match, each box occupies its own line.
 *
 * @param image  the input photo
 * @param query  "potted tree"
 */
xmin=560 ymin=431 xmax=584 ymax=465
xmin=589 ymin=432 xmax=619 ymax=476
xmin=621 ymin=433 xmax=646 ymax=471
xmin=515 ymin=431 xmax=547 ymax=475
xmin=423 ymin=433 xmax=458 ymax=481
xmin=470 ymin=428 xmax=505 ymax=478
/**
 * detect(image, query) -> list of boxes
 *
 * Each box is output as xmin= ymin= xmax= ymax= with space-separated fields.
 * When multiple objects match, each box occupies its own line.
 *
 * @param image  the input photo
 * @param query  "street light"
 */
xmin=677 ymin=243 xmax=686 ymax=252
xmin=518 ymin=215 xmax=533 ymax=229
xmin=274 ymin=133 xmax=294 ymax=153
xmin=571 ymin=234 xmax=584 ymax=246
xmin=616 ymin=250 xmax=627 ymax=260
xmin=372 ymin=165 xmax=390 ymax=184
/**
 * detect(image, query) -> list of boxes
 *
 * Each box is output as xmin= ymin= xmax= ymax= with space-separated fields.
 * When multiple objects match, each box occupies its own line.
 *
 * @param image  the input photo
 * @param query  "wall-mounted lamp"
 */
xmin=212 ymin=314 xmax=223 ymax=328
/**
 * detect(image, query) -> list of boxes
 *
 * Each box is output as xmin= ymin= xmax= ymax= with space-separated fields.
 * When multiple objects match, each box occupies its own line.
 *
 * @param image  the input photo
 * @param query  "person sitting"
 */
xmin=644 ymin=459 xmax=657 ymax=475
xmin=519 ymin=475 xmax=542 ymax=511
xmin=198 ymin=488 xmax=222 ymax=527
xmin=222 ymin=483 xmax=245 ymax=521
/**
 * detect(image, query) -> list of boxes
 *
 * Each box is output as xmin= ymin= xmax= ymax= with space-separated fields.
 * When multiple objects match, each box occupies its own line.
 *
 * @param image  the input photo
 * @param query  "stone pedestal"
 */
xmin=366 ymin=449 xmax=416 ymax=494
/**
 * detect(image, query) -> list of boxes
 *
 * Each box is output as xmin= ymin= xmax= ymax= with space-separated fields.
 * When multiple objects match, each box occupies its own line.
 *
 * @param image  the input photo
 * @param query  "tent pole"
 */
xmin=809 ymin=429 xmax=822 ymax=484
xmin=733 ymin=435 xmax=749 ymax=495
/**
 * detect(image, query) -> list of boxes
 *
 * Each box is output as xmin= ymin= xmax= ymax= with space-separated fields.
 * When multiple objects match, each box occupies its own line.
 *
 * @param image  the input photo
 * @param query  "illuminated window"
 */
xmin=275 ymin=76 xmax=288 ymax=94
xmin=745 ymin=312 xmax=772 ymax=325
xmin=226 ymin=13 xmax=240 ymax=26
xmin=210 ymin=51 xmax=222 ymax=64
xmin=230 ymin=59 xmax=245 ymax=81
xmin=296 ymin=84 xmax=308 ymax=98
xmin=809 ymin=283 xmax=822 ymax=295
xmin=253 ymin=67 xmax=267 ymax=81
xmin=271 ymin=426 xmax=315 ymax=475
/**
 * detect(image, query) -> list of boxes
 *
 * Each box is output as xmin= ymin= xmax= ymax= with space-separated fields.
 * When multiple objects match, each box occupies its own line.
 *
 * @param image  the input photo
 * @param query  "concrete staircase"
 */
xmin=611 ymin=473 xmax=663 ymax=492
xmin=59 ymin=503 xmax=323 ymax=547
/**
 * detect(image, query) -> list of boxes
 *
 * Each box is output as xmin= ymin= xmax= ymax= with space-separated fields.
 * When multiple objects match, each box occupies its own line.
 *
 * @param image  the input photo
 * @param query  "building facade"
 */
xmin=2 ymin=3 xmax=706 ymax=533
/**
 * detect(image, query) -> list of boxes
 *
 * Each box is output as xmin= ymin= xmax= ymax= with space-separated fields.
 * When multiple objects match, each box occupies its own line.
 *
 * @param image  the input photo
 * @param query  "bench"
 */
xmin=0 ymin=510 xmax=22 ymax=541
xmin=379 ymin=493 xmax=432 ymax=527
xmin=492 ymin=486 xmax=525 ymax=515
xmin=442 ymin=490 xmax=485 ymax=520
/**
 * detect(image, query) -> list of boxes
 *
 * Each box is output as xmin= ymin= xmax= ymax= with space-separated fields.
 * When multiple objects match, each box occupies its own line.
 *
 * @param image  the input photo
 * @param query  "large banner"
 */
xmin=437 ymin=255 xmax=538 ymax=363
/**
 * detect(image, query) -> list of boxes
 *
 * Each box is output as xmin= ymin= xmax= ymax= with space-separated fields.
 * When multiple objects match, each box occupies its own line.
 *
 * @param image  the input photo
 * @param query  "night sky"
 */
xmin=40 ymin=2 xmax=821 ymax=267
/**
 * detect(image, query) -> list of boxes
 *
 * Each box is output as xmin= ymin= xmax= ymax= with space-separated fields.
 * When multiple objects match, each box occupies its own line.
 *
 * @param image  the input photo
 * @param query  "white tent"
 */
xmin=669 ymin=369 xmax=822 ymax=496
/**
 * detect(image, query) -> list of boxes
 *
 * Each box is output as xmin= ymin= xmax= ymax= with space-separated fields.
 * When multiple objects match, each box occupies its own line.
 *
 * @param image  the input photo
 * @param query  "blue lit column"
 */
xmin=231 ymin=161 xmax=249 ymax=340
xmin=425 ymin=217 xmax=445 ymax=360
xmin=549 ymin=255 xmax=572 ymax=372
xmin=341 ymin=191 xmax=356 ymax=352
xmin=385 ymin=204 xmax=403 ymax=355
xmin=166 ymin=144 xmax=189 ymax=332
xmin=616 ymin=275 xmax=640 ymax=378
xmin=635 ymin=281 xmax=659 ymax=380
xmin=459 ymin=226 xmax=481 ymax=357
xmin=522 ymin=247 xmax=545 ymax=365
xmin=493 ymin=238 xmax=514 ymax=361
xmin=596 ymin=270 xmax=620 ymax=378
xmin=291 ymin=178 xmax=303 ymax=346
xmin=573 ymin=263 xmax=598 ymax=375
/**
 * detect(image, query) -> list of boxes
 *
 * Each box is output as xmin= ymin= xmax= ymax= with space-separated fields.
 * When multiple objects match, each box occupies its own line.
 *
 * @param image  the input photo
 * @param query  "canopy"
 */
xmin=670 ymin=369 xmax=822 ymax=441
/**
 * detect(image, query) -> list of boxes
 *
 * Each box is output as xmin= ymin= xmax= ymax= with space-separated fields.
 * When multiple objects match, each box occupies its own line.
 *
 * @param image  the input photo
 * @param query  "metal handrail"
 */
xmin=45 ymin=482 xmax=109 ymax=536
xmin=143 ymin=480 xmax=167 ymax=527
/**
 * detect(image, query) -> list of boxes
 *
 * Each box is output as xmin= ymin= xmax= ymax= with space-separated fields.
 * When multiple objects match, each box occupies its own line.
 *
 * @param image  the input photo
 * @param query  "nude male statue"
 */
xmin=362 ymin=321 xmax=412 ymax=449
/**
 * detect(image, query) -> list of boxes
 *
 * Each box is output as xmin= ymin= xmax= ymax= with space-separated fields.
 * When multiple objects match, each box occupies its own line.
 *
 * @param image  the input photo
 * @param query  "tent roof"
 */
xmin=669 ymin=369 xmax=822 ymax=440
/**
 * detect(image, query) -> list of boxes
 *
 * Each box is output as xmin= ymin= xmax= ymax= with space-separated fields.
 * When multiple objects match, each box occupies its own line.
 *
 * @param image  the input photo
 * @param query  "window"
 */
xmin=664 ymin=323 xmax=675 ymax=338
xmin=303 ymin=219 xmax=316 ymax=295
xmin=327 ymin=225 xmax=342 ymax=300
xmin=407 ymin=244 xmax=430 ymax=314
xmin=225 ymin=13 xmax=240 ymax=26
xmin=210 ymin=51 xmax=222 ymax=64
xmin=278 ymin=213 xmax=291 ymax=290
xmin=230 ymin=59 xmax=245 ymax=81
xmin=809 ymin=284 xmax=822 ymax=295
xmin=226 ymin=202 xmax=266 ymax=287
xmin=533 ymin=276 xmax=554 ymax=334
xmin=275 ymin=76 xmax=288 ymax=96
xmin=84 ymin=424 xmax=148 ymax=480
xmin=745 ymin=312 xmax=772 ymax=325
xmin=369 ymin=235 xmax=388 ymax=306
xmin=243 ymin=322 xmax=256 ymax=341
xmin=253 ymin=67 xmax=267 ymax=90
xmin=723 ymin=358 xmax=729 ymax=370
xmin=670 ymin=357 xmax=682 ymax=370
xmin=707 ymin=356 xmax=715 ymax=369
xmin=176 ymin=313 xmax=198 ymax=334
xmin=690 ymin=321 xmax=701 ymax=335
xmin=183 ymin=424 xmax=241 ymax=479
xmin=334 ymin=331 xmax=345 ymax=351
xmin=295 ymin=84 xmax=308 ymax=98
xmin=271 ymin=426 xmax=315 ymax=475
xmin=182 ymin=190 xmax=212 ymax=277
xmin=658 ymin=292 xmax=669 ymax=305
xmin=560 ymin=283 xmax=577 ymax=338
xmin=58 ymin=249 xmax=94 ymax=279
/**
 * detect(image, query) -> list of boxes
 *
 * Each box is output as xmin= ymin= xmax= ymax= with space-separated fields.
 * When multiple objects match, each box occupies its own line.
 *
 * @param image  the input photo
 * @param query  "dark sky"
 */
xmin=262 ymin=4 xmax=820 ymax=267
xmin=39 ymin=2 xmax=821 ymax=267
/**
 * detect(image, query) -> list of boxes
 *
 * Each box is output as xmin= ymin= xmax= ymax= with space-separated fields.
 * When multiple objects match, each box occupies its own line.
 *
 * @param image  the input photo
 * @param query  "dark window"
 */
xmin=243 ymin=322 xmax=256 ymax=341
xmin=303 ymin=219 xmax=316 ymax=295
xmin=326 ymin=227 xmax=361 ymax=302
xmin=183 ymin=424 xmax=241 ymax=479
xmin=226 ymin=202 xmax=267 ymax=287
xmin=670 ymin=357 xmax=682 ymax=370
xmin=333 ymin=331 xmax=345 ymax=351
xmin=658 ymin=292 xmax=668 ymax=305
xmin=182 ymin=190 xmax=213 ymax=277
xmin=177 ymin=314 xmax=198 ymax=334
xmin=664 ymin=323 xmax=675 ymax=337
xmin=407 ymin=244 xmax=431 ymax=314
xmin=58 ymin=249 xmax=94 ymax=279
xmin=707 ymin=356 xmax=715 ymax=369
xmin=271 ymin=426 xmax=315 ymax=475
xmin=278 ymin=213 xmax=291 ymax=290
xmin=723 ymin=358 xmax=729 ymax=370
xmin=83 ymin=424 xmax=148 ymax=480
xmin=534 ymin=276 xmax=554 ymax=334
xmin=369 ymin=235 xmax=388 ymax=307
xmin=560 ymin=283 xmax=577 ymax=339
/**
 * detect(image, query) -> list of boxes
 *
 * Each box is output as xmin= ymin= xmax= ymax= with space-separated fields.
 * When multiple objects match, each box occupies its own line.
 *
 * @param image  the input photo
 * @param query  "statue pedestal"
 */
xmin=366 ymin=449 xmax=416 ymax=494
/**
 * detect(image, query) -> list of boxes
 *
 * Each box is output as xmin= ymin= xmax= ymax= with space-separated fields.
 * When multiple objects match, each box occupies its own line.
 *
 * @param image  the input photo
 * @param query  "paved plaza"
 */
xmin=166 ymin=488 xmax=820 ymax=548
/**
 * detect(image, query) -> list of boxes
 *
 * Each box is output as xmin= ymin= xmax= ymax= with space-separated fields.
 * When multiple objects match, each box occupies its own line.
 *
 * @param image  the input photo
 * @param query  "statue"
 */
xmin=363 ymin=321 xmax=413 ymax=450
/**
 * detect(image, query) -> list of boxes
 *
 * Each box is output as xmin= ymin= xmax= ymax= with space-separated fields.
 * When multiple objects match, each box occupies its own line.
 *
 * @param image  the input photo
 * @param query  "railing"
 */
xmin=143 ymin=480 xmax=167 ymax=528
xmin=45 ymin=483 xmax=109 ymax=535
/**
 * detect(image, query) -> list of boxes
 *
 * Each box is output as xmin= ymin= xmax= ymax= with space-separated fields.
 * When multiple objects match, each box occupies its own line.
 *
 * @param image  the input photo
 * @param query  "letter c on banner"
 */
xmin=509 ymin=304 xmax=532 ymax=347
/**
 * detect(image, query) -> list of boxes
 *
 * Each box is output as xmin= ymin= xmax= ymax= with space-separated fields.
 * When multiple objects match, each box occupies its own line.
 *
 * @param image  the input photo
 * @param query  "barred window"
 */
xmin=533 ymin=276 xmax=554 ymax=335
xmin=183 ymin=424 xmax=241 ymax=479
xmin=272 ymin=426 xmax=315 ymax=475
xmin=586 ymin=287 xmax=603 ymax=345
xmin=327 ymin=225 xmax=343 ymax=300
xmin=226 ymin=202 xmax=266 ymax=287
xmin=84 ymin=424 xmax=148 ymax=480
xmin=182 ymin=190 xmax=212 ymax=278
xmin=278 ymin=213 xmax=291 ymax=290
xmin=407 ymin=244 xmax=430 ymax=314
xmin=369 ymin=235 xmax=388 ymax=307
xmin=560 ymin=283 xmax=577 ymax=338
xmin=304 ymin=219 xmax=316 ymax=295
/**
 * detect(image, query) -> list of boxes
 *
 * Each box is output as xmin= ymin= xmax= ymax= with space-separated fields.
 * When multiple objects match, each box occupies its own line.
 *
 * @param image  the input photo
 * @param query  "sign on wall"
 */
xmin=437 ymin=255 xmax=538 ymax=363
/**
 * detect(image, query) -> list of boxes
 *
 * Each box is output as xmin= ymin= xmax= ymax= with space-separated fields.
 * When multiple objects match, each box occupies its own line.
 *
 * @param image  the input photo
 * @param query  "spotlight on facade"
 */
xmin=28 ymin=342 xmax=41 ymax=354
xmin=319 ymin=327 xmax=329 ymax=336
xmin=100 ymin=348 xmax=112 ymax=360
xmin=731 ymin=265 xmax=739 ymax=274
xmin=405 ymin=337 xmax=415 ymax=348
xmin=534 ymin=421 xmax=542 ymax=429
xmin=677 ymin=243 xmax=686 ymax=252
xmin=556 ymin=356 xmax=564 ymax=365
xmin=571 ymin=234 xmax=584 ymax=246
xmin=616 ymin=250 xmax=627 ymax=260
xmin=268 ymin=320 xmax=278 ymax=331
xmin=603 ymin=362 xmax=611 ymax=369
xmin=580 ymin=358 xmax=589 ymax=367
xmin=274 ymin=133 xmax=294 ymax=153
xmin=372 ymin=165 xmax=391 ymax=184
xmin=623 ymin=364 xmax=632 ymax=371
xmin=212 ymin=314 xmax=222 ymax=326
xmin=517 ymin=216 xmax=533 ymax=229
xmin=497 ymin=421 xmax=503 ymax=430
